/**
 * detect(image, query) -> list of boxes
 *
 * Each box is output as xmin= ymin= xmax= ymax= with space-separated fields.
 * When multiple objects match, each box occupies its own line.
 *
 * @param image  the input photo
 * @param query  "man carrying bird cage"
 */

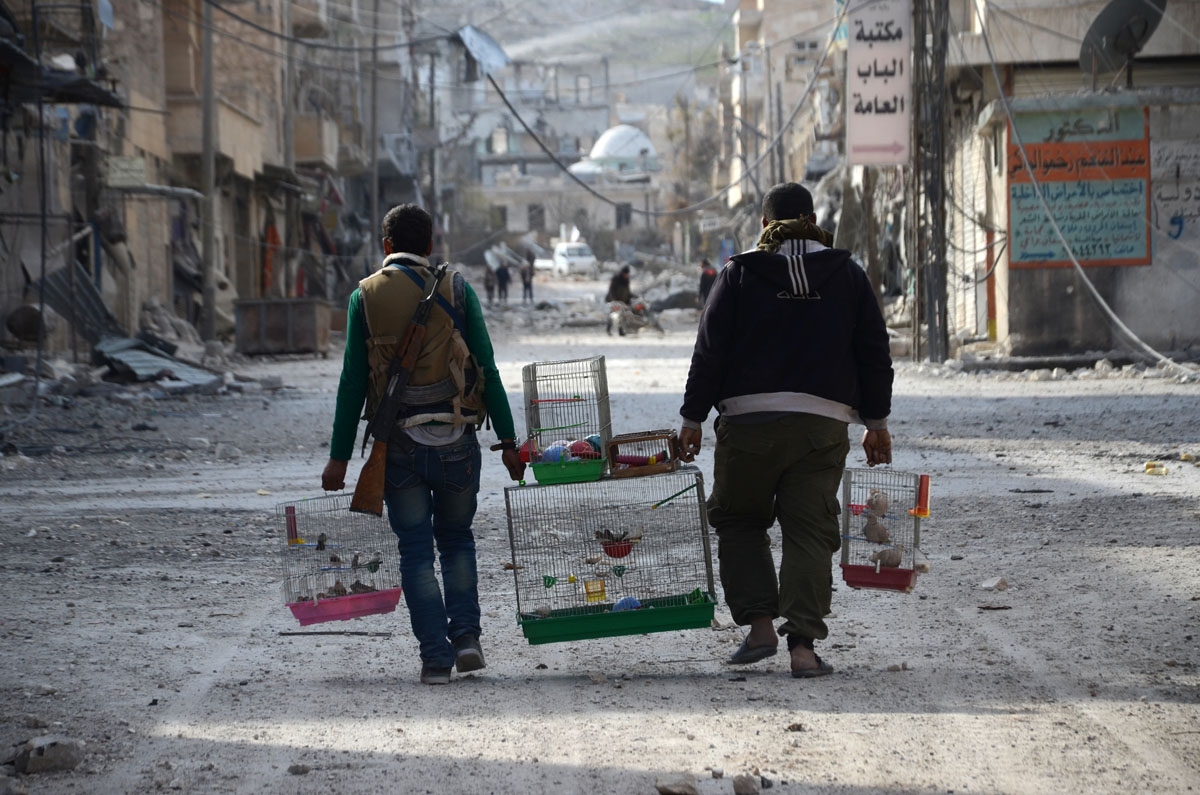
xmin=322 ymin=204 xmax=525 ymax=685
xmin=678 ymin=182 xmax=894 ymax=678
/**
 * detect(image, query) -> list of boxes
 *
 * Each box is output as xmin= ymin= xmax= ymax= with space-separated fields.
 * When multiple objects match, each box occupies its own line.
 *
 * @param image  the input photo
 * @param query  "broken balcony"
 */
xmin=294 ymin=115 xmax=340 ymax=172
xmin=166 ymin=94 xmax=265 ymax=180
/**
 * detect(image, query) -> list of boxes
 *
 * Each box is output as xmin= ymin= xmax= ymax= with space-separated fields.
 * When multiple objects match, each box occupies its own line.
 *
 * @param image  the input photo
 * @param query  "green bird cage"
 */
xmin=504 ymin=468 xmax=717 ymax=644
xmin=521 ymin=355 xmax=612 ymax=484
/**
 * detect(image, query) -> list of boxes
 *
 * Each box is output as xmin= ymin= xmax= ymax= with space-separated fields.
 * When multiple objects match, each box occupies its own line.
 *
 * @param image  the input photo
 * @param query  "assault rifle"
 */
xmin=350 ymin=261 xmax=449 ymax=516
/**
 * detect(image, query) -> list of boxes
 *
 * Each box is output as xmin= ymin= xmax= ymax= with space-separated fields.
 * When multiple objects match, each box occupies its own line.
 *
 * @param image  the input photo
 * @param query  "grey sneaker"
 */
xmin=420 ymin=664 xmax=452 ymax=685
xmin=453 ymin=634 xmax=486 ymax=673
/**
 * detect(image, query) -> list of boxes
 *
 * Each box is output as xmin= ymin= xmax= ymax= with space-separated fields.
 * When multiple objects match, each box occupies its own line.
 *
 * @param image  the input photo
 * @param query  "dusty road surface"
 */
xmin=2 ymin=284 xmax=1198 ymax=794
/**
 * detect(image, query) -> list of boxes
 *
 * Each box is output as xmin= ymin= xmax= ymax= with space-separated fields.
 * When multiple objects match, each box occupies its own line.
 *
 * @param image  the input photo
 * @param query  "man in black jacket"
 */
xmin=678 ymin=182 xmax=893 ymax=678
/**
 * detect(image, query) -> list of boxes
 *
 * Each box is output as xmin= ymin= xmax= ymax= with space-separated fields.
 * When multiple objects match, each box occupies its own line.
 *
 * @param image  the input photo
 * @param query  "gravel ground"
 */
xmin=1 ymin=278 xmax=1197 ymax=794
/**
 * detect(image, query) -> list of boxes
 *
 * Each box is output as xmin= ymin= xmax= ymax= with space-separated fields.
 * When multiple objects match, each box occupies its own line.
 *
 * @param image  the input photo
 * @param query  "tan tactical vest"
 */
xmin=359 ymin=256 xmax=486 ymax=429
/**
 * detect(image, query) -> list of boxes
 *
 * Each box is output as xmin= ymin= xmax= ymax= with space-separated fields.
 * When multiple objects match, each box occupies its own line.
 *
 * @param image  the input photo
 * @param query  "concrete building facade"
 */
xmin=944 ymin=0 xmax=1200 ymax=355
xmin=725 ymin=0 xmax=836 ymax=209
xmin=0 ymin=0 xmax=405 ymax=357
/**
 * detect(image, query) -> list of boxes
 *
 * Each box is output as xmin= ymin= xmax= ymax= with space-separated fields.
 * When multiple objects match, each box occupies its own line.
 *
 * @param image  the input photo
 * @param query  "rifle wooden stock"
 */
xmin=350 ymin=438 xmax=389 ymax=516
xmin=349 ymin=293 xmax=431 ymax=517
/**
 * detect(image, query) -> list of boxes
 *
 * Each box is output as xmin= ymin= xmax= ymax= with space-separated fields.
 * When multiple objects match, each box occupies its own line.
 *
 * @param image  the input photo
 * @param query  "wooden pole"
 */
xmin=201 ymin=0 xmax=216 ymax=339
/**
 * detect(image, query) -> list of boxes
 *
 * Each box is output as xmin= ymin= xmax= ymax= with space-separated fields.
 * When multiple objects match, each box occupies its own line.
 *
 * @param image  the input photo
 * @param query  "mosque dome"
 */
xmin=567 ymin=124 xmax=659 ymax=177
xmin=588 ymin=124 xmax=657 ymax=162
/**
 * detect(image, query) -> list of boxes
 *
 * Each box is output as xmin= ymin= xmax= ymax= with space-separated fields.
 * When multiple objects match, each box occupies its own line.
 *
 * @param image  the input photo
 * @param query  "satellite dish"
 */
xmin=1079 ymin=0 xmax=1167 ymax=74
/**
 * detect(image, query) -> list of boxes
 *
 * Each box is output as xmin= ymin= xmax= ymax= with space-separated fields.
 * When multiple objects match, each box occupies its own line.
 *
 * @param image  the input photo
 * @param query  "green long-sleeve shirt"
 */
xmin=328 ymin=272 xmax=517 ymax=461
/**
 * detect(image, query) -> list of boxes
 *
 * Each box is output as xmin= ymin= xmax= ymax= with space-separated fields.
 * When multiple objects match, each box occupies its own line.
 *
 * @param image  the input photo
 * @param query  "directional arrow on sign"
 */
xmin=851 ymin=142 xmax=906 ymax=154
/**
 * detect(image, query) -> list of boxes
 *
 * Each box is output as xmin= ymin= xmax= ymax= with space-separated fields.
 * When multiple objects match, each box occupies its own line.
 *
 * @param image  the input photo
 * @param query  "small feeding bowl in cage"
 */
xmin=839 ymin=469 xmax=930 ymax=593
xmin=607 ymin=430 xmax=680 ymax=479
xmin=278 ymin=495 xmax=402 ymax=626
xmin=596 ymin=527 xmax=643 ymax=559
xmin=601 ymin=540 xmax=634 ymax=558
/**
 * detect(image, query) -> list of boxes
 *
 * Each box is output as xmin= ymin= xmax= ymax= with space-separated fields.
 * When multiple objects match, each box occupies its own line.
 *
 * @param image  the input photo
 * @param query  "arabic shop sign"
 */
xmin=1007 ymin=106 xmax=1151 ymax=268
xmin=845 ymin=0 xmax=911 ymax=166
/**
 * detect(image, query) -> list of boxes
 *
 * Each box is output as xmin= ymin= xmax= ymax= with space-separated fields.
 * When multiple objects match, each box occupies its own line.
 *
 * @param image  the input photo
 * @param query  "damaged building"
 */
xmin=0 ymin=0 xmax=438 ymax=366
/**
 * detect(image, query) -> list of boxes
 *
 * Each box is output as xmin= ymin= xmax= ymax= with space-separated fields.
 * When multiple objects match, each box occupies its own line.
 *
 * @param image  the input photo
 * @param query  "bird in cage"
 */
xmin=594 ymin=526 xmax=644 ymax=543
xmin=316 ymin=533 xmax=328 ymax=551
xmin=325 ymin=580 xmax=348 ymax=597
xmin=866 ymin=488 xmax=890 ymax=517
xmin=870 ymin=545 xmax=904 ymax=568
xmin=350 ymin=551 xmax=382 ymax=573
xmin=863 ymin=514 xmax=890 ymax=544
xmin=350 ymin=579 xmax=377 ymax=594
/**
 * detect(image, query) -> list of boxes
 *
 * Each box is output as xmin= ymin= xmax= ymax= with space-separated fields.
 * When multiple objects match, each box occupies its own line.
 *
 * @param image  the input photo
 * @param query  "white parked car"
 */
xmin=533 ymin=242 xmax=598 ymax=277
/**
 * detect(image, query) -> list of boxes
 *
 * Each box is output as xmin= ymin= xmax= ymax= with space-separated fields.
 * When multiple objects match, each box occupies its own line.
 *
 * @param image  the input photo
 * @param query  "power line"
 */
xmin=481 ymin=0 xmax=851 ymax=218
xmin=984 ymin=2 xmax=1084 ymax=45
xmin=154 ymin=1 xmax=411 ymax=88
xmin=204 ymin=0 xmax=446 ymax=53
xmin=159 ymin=0 xmax=740 ymax=99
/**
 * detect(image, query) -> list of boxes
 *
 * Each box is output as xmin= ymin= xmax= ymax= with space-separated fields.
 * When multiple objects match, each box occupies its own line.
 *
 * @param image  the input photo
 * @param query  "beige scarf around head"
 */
xmin=756 ymin=218 xmax=833 ymax=253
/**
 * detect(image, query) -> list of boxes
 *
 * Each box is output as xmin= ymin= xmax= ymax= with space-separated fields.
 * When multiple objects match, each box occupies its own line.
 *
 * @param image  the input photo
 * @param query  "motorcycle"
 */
xmin=608 ymin=300 xmax=664 ymax=336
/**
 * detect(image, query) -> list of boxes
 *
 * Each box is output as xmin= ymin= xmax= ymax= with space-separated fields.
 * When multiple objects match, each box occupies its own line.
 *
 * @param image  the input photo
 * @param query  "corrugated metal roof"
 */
xmin=95 ymin=337 xmax=221 ymax=392
xmin=38 ymin=261 xmax=125 ymax=346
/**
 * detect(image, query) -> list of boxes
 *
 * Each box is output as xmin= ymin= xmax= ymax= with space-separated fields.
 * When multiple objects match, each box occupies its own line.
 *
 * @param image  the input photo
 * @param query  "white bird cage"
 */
xmin=840 ymin=468 xmax=930 ymax=593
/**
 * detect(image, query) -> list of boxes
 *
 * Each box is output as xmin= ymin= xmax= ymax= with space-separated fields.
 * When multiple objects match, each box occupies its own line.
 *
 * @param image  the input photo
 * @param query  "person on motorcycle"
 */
xmin=605 ymin=266 xmax=632 ymax=335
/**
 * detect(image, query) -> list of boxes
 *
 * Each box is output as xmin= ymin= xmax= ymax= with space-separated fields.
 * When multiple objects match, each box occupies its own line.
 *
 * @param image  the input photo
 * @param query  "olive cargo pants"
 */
xmin=707 ymin=414 xmax=849 ymax=641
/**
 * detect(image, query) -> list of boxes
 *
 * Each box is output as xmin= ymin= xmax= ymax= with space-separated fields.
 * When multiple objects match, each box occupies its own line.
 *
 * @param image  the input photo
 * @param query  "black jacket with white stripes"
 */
xmin=680 ymin=238 xmax=893 ymax=430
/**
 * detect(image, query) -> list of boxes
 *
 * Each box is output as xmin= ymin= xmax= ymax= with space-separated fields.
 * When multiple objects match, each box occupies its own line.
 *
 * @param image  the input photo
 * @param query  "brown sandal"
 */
xmin=791 ymin=653 xmax=834 ymax=678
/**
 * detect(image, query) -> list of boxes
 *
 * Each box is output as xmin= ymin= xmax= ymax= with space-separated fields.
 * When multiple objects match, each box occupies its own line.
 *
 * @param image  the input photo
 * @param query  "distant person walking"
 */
xmin=521 ymin=257 xmax=535 ymax=304
xmin=483 ymin=266 xmax=497 ymax=306
xmin=698 ymin=258 xmax=717 ymax=307
xmin=496 ymin=263 xmax=512 ymax=304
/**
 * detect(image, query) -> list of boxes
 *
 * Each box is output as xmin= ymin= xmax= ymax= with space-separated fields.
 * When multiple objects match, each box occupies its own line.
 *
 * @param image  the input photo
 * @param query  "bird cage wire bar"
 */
xmin=839 ymin=468 xmax=922 ymax=571
xmin=521 ymin=356 xmax=612 ymax=458
xmin=278 ymin=493 xmax=401 ymax=609
xmin=504 ymin=470 xmax=715 ymax=620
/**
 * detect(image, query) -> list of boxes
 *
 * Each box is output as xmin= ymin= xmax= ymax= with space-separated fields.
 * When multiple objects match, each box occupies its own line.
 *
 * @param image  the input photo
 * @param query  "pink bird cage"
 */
xmin=278 ymin=494 xmax=402 ymax=626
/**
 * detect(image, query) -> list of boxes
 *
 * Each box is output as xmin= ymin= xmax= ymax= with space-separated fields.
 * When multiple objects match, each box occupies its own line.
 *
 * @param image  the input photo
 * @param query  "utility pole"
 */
xmin=282 ymin=0 xmax=295 ymax=296
xmin=863 ymin=166 xmax=883 ymax=310
xmin=200 ymin=0 xmax=215 ymax=339
xmin=369 ymin=0 xmax=381 ymax=265
xmin=928 ymin=0 xmax=950 ymax=362
xmin=763 ymin=44 xmax=776 ymax=186
xmin=911 ymin=0 xmax=950 ymax=362
xmin=680 ymin=93 xmax=692 ymax=265
xmin=429 ymin=49 xmax=441 ymax=259
xmin=775 ymin=80 xmax=785 ymax=183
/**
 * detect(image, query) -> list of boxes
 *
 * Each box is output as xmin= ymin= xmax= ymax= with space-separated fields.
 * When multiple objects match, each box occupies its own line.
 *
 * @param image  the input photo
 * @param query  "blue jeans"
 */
xmin=383 ymin=433 xmax=482 ymax=668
